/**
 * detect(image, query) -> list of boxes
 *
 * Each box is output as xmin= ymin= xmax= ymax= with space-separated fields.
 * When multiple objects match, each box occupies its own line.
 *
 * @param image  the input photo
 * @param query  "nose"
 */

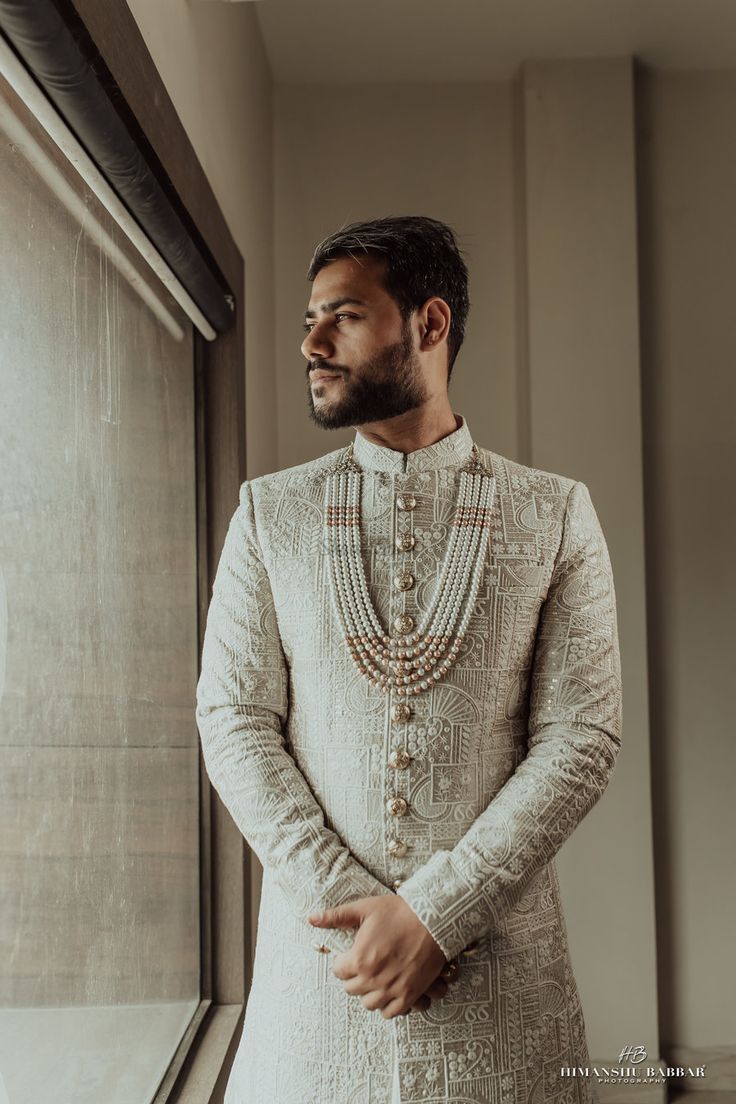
xmin=301 ymin=318 xmax=333 ymax=361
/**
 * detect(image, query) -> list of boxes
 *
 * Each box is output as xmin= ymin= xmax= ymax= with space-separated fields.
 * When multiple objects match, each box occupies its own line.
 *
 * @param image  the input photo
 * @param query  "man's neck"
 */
xmin=356 ymin=404 xmax=460 ymax=456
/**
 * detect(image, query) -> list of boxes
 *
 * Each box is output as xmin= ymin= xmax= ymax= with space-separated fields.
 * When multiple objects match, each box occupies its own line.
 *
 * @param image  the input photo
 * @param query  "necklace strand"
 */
xmin=325 ymin=443 xmax=495 ymax=697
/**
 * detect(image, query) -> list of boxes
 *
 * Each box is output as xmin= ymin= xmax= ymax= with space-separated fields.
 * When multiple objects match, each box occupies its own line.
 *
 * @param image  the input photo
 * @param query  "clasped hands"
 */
xmin=308 ymin=894 xmax=457 ymax=1018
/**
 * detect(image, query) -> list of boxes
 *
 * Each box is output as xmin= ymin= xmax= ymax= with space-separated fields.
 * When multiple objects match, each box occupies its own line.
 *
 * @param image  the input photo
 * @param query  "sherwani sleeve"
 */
xmin=396 ymin=479 xmax=622 ymax=961
xmin=195 ymin=480 xmax=393 ymax=953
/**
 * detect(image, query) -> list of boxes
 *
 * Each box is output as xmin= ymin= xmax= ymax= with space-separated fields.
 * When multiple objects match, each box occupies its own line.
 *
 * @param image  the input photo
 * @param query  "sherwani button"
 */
xmin=393 ymin=613 xmax=414 ymax=634
xmin=387 ymin=796 xmax=408 ymax=816
xmin=395 ymin=532 xmax=415 ymax=552
xmin=394 ymin=571 xmax=415 ymax=591
xmin=388 ymin=748 xmax=411 ymax=770
xmin=387 ymin=838 xmax=408 ymax=858
xmin=392 ymin=879 xmax=404 ymax=890
xmin=396 ymin=493 xmax=417 ymax=511
xmin=391 ymin=702 xmax=412 ymax=723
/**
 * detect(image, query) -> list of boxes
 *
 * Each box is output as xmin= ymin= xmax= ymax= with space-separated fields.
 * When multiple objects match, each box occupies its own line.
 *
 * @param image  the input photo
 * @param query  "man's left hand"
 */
xmin=308 ymin=895 xmax=447 ymax=1018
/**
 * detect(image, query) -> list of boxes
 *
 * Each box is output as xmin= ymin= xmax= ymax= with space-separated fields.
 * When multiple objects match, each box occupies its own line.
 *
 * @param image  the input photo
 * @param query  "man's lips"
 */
xmin=310 ymin=371 xmax=343 ymax=382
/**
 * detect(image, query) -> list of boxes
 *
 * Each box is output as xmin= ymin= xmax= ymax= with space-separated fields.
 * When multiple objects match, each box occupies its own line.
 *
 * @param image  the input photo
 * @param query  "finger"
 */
xmin=360 ymin=990 xmax=390 ymax=1012
xmin=342 ymin=975 xmax=372 ymax=996
xmin=381 ymin=996 xmax=411 ymax=1020
xmin=331 ymin=953 xmax=359 ymax=981
xmin=308 ymin=905 xmax=360 ymax=930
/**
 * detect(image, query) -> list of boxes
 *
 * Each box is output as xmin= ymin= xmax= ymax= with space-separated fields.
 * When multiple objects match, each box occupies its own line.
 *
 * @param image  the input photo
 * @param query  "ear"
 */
xmin=419 ymin=297 xmax=452 ymax=351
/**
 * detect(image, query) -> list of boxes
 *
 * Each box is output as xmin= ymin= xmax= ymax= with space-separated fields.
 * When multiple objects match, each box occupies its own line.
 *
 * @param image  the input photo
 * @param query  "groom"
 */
xmin=196 ymin=214 xmax=620 ymax=1103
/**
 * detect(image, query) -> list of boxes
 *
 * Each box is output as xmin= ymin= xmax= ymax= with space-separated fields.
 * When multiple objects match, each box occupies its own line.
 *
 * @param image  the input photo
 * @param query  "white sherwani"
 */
xmin=195 ymin=414 xmax=622 ymax=1104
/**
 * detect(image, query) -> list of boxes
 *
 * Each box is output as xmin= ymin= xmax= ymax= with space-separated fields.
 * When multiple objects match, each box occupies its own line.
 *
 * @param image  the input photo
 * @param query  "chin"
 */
xmin=308 ymin=402 xmax=353 ymax=430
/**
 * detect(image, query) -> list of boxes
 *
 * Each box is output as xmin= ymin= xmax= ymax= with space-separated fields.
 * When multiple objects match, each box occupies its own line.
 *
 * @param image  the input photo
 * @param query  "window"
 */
xmin=0 ymin=6 xmax=246 ymax=1102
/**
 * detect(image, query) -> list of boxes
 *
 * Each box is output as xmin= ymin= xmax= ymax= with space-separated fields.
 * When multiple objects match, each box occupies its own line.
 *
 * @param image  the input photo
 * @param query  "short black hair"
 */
xmin=306 ymin=215 xmax=470 ymax=381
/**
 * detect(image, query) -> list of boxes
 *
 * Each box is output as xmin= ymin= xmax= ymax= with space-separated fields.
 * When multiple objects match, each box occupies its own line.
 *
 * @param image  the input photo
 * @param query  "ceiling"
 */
xmin=253 ymin=0 xmax=736 ymax=84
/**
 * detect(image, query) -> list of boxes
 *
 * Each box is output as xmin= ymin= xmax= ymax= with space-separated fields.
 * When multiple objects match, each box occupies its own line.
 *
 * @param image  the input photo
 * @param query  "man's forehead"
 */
xmin=306 ymin=255 xmax=388 ymax=312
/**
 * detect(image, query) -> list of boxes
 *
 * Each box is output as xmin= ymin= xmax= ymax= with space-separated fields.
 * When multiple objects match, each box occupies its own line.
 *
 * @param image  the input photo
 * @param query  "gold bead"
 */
xmin=388 ymin=747 xmax=411 ymax=770
xmin=387 ymin=796 xmax=408 ymax=817
xmin=391 ymin=702 xmax=412 ymax=723
xmin=394 ymin=613 xmax=414 ymax=634
xmin=394 ymin=571 xmax=415 ymax=592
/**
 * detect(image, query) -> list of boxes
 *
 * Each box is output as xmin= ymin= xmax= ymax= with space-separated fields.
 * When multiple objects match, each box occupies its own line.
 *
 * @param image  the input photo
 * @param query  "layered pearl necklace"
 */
xmin=325 ymin=442 xmax=495 ymax=697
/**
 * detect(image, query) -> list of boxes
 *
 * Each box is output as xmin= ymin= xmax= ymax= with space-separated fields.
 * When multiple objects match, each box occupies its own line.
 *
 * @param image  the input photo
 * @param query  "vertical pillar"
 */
xmin=515 ymin=58 xmax=659 ymax=1084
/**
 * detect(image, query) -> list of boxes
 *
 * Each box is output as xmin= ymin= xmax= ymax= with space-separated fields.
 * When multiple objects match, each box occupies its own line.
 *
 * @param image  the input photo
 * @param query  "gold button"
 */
xmin=393 ymin=613 xmax=414 ymax=634
xmin=394 ymin=571 xmax=414 ymax=592
xmin=388 ymin=838 xmax=408 ymax=858
xmin=396 ymin=494 xmax=417 ymax=511
xmin=395 ymin=532 xmax=415 ymax=552
xmin=391 ymin=702 xmax=412 ymax=723
xmin=387 ymin=796 xmax=408 ymax=817
xmin=388 ymin=747 xmax=411 ymax=770
xmin=392 ymin=879 xmax=404 ymax=890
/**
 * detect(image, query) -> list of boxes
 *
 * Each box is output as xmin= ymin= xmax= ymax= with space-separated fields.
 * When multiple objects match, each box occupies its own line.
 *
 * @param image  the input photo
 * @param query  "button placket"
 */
xmin=387 ymin=481 xmax=420 ymax=882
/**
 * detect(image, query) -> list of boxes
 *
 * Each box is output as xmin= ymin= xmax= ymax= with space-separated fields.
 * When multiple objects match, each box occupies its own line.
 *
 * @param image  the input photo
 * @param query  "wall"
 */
xmin=274 ymin=82 xmax=519 ymax=469
xmin=126 ymin=0 xmax=277 ymax=480
xmin=637 ymin=68 xmax=736 ymax=1062
xmin=518 ymin=59 xmax=657 ymax=1069
xmin=125 ymin=0 xmax=276 ymax=967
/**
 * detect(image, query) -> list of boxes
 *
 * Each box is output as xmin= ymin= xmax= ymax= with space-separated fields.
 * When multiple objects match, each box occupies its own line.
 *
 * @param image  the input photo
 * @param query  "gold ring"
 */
xmin=440 ymin=962 xmax=459 ymax=981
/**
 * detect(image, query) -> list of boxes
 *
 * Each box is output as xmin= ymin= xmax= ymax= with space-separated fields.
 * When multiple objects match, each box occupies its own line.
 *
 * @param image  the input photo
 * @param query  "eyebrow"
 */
xmin=304 ymin=297 xmax=368 ymax=320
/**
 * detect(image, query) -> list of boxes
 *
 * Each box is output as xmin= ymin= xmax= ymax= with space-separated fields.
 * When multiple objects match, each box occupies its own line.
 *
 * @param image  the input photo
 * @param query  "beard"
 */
xmin=306 ymin=322 xmax=426 ymax=430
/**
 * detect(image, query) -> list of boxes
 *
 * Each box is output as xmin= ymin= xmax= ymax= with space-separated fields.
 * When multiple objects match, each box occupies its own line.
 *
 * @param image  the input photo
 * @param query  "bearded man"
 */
xmin=195 ymin=215 xmax=622 ymax=1104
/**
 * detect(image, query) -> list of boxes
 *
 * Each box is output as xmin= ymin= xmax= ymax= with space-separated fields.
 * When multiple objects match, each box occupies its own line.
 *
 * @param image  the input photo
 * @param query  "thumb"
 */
xmin=308 ymin=903 xmax=362 ymax=929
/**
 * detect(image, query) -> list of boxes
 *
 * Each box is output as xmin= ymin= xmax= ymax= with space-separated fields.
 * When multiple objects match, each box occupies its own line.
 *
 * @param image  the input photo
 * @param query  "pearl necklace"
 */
xmin=324 ymin=442 xmax=495 ymax=697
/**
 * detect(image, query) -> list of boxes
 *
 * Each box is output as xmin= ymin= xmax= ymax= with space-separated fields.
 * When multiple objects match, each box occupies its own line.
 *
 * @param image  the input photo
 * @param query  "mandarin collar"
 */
xmin=352 ymin=413 xmax=474 ymax=474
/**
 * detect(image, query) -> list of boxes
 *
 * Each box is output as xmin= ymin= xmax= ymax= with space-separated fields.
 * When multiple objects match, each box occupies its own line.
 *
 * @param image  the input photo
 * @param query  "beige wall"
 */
xmin=125 ymin=0 xmax=276 ymax=971
xmin=637 ymin=68 xmax=736 ymax=1054
xmin=519 ymin=59 xmax=658 ymax=1066
xmin=127 ymin=0 xmax=277 ymax=479
xmin=274 ymin=82 xmax=519 ymax=468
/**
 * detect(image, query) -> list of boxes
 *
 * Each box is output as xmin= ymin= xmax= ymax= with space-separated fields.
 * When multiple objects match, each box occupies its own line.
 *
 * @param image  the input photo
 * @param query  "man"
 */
xmin=195 ymin=215 xmax=622 ymax=1104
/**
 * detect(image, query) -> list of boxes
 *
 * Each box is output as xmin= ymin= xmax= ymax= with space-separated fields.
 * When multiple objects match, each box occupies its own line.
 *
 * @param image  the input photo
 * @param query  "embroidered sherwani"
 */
xmin=195 ymin=414 xmax=622 ymax=1104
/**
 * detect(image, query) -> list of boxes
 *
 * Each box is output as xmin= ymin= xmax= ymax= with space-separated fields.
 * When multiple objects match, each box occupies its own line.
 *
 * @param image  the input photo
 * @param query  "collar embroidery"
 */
xmin=352 ymin=413 xmax=474 ymax=474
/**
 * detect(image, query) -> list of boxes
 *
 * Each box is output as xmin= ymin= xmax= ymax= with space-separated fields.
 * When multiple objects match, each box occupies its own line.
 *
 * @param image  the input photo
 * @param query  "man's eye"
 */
xmin=303 ymin=314 xmax=356 ymax=333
